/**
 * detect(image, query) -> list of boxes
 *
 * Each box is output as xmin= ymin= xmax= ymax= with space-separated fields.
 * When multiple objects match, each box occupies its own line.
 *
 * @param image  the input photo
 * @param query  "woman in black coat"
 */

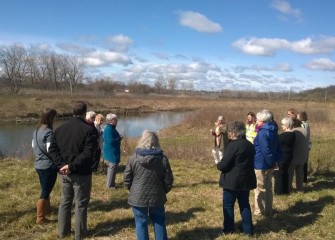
xmin=217 ymin=121 xmax=256 ymax=236
xmin=274 ymin=117 xmax=295 ymax=195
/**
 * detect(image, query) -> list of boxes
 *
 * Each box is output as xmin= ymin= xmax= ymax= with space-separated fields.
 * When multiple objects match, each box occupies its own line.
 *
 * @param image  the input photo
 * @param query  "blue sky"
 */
xmin=1 ymin=0 xmax=334 ymax=92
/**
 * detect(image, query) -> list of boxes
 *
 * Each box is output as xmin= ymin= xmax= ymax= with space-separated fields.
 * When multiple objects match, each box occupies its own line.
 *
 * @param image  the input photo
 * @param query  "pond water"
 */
xmin=0 ymin=111 xmax=188 ymax=158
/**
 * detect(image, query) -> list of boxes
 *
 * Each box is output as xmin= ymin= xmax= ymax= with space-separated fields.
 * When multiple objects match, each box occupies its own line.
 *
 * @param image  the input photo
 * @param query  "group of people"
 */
xmin=32 ymin=101 xmax=173 ymax=240
xmin=32 ymin=101 xmax=311 ymax=238
xmin=212 ymin=108 xmax=311 ymax=236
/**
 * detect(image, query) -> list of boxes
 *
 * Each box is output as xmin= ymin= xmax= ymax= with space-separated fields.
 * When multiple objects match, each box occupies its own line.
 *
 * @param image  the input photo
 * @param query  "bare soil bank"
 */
xmin=0 ymin=92 xmax=205 ymax=124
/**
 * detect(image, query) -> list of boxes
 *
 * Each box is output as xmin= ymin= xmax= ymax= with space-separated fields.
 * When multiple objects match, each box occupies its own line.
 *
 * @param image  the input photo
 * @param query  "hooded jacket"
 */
xmin=123 ymin=148 xmax=174 ymax=207
xmin=254 ymin=122 xmax=282 ymax=170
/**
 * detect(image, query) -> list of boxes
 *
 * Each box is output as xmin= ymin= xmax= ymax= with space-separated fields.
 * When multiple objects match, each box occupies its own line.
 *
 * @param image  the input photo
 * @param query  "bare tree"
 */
xmin=60 ymin=55 xmax=85 ymax=94
xmin=46 ymin=53 xmax=62 ymax=90
xmin=0 ymin=44 xmax=28 ymax=93
xmin=154 ymin=77 xmax=165 ymax=94
xmin=167 ymin=77 xmax=176 ymax=93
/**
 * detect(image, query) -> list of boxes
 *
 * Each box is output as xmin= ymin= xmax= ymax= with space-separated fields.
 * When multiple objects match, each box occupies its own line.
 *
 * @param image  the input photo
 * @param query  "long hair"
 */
xmin=136 ymin=130 xmax=161 ymax=149
xmin=37 ymin=108 xmax=57 ymax=130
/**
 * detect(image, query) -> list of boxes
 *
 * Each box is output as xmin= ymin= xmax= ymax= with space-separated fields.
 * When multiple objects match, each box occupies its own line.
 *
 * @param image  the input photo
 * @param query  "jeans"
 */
xmin=132 ymin=206 xmax=167 ymax=240
xmin=223 ymin=189 xmax=253 ymax=235
xmin=58 ymin=174 xmax=92 ymax=240
xmin=36 ymin=167 xmax=58 ymax=199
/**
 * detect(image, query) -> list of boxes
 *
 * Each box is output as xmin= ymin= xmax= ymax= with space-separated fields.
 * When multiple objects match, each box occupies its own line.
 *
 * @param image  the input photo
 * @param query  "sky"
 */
xmin=1 ymin=0 xmax=335 ymax=92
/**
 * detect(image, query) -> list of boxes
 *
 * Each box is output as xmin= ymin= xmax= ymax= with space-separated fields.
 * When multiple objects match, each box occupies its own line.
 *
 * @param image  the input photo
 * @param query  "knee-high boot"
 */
xmin=36 ymin=199 xmax=49 ymax=224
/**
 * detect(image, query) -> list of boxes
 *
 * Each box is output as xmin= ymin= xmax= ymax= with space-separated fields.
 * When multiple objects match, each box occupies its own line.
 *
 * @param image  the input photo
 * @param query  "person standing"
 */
xmin=289 ymin=121 xmax=309 ymax=192
xmin=103 ymin=113 xmax=122 ymax=189
xmin=92 ymin=113 xmax=104 ymax=171
xmin=245 ymin=112 xmax=257 ymax=144
xmin=274 ymin=117 xmax=295 ymax=195
xmin=124 ymin=130 xmax=174 ymax=240
xmin=32 ymin=108 xmax=58 ymax=224
xmin=253 ymin=109 xmax=282 ymax=217
xmin=49 ymin=101 xmax=97 ymax=240
xmin=297 ymin=111 xmax=311 ymax=183
xmin=210 ymin=116 xmax=228 ymax=164
xmin=217 ymin=122 xmax=256 ymax=236
xmin=85 ymin=111 xmax=100 ymax=172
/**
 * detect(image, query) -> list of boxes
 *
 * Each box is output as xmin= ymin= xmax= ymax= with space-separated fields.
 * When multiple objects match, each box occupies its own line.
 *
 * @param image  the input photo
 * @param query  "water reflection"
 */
xmin=0 ymin=111 xmax=187 ymax=158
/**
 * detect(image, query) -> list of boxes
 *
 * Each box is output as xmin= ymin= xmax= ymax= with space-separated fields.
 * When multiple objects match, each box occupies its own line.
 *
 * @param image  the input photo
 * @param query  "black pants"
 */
xmin=274 ymin=162 xmax=290 ymax=195
xmin=92 ymin=148 xmax=101 ymax=171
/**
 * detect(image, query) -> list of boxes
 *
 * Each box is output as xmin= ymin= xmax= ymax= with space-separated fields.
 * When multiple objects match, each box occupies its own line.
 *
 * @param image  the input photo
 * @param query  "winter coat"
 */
xmin=279 ymin=131 xmax=295 ymax=165
xmin=254 ymin=122 xmax=282 ymax=170
xmin=103 ymin=124 xmax=121 ymax=164
xmin=291 ymin=127 xmax=309 ymax=165
xmin=217 ymin=137 xmax=256 ymax=191
xmin=123 ymin=148 xmax=174 ymax=207
xmin=49 ymin=117 xmax=97 ymax=175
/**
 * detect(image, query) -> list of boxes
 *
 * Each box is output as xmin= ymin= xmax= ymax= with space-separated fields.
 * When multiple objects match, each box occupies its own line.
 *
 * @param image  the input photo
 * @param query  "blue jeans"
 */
xmin=36 ymin=167 xmax=57 ymax=199
xmin=132 ymin=206 xmax=167 ymax=240
xmin=223 ymin=189 xmax=253 ymax=235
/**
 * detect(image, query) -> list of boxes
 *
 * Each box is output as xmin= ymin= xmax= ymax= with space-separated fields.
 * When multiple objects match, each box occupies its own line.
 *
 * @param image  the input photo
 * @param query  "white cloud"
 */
xmin=233 ymin=38 xmax=289 ymax=56
xmin=271 ymin=0 xmax=302 ymax=21
xmin=85 ymin=50 xmax=132 ymax=67
xmin=234 ymin=63 xmax=292 ymax=73
xmin=304 ymin=58 xmax=335 ymax=71
xmin=104 ymin=34 xmax=134 ymax=52
xmin=233 ymin=36 xmax=335 ymax=56
xmin=178 ymin=11 xmax=222 ymax=33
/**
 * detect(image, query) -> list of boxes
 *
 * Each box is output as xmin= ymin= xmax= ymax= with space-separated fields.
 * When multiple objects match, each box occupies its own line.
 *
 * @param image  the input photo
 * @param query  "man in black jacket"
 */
xmin=49 ymin=101 xmax=97 ymax=240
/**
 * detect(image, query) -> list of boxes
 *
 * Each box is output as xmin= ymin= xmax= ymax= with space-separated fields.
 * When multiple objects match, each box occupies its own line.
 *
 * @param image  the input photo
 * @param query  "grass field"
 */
xmin=1 ymin=94 xmax=335 ymax=239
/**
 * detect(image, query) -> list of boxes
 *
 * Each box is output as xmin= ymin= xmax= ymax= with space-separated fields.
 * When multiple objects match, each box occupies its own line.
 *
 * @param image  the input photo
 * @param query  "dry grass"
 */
xmin=1 ymin=94 xmax=335 ymax=239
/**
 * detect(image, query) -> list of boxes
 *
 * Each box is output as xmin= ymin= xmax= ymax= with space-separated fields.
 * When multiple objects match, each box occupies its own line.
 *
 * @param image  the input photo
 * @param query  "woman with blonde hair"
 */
xmin=124 ymin=130 xmax=174 ymax=240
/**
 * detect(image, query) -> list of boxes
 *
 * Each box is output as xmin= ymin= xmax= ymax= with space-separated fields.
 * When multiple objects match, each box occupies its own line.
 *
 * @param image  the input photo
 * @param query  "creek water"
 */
xmin=0 ymin=111 xmax=188 ymax=158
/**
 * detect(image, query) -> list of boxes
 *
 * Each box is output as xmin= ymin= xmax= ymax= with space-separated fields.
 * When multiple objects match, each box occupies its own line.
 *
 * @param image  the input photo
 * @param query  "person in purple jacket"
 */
xmin=253 ymin=109 xmax=282 ymax=217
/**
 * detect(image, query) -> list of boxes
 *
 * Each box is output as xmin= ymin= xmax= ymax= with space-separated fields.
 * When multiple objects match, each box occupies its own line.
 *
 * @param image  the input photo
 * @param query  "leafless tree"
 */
xmin=154 ymin=77 xmax=165 ymax=94
xmin=0 ymin=44 xmax=28 ymax=93
xmin=167 ymin=77 xmax=176 ymax=93
xmin=60 ymin=55 xmax=85 ymax=94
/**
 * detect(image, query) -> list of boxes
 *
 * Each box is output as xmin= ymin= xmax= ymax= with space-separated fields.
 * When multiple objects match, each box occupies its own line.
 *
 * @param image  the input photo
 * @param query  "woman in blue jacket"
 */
xmin=103 ymin=113 xmax=123 ymax=189
xmin=253 ymin=109 xmax=282 ymax=217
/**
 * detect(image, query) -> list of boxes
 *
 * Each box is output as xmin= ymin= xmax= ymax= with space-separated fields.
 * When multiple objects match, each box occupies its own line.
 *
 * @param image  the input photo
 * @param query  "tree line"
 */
xmin=0 ymin=43 xmax=333 ymax=101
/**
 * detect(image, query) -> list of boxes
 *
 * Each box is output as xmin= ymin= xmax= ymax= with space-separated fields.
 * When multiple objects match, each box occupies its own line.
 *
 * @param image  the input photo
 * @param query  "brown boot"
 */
xmin=36 ymin=199 xmax=49 ymax=224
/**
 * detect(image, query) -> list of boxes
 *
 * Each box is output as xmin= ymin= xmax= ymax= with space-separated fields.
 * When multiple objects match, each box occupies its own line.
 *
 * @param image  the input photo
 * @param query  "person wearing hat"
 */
xmin=210 ymin=116 xmax=229 ymax=164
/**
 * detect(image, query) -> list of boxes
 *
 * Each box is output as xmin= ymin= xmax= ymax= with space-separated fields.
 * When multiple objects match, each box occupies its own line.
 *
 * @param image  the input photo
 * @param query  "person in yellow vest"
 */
xmin=245 ymin=112 xmax=257 ymax=144
xmin=210 ymin=116 xmax=228 ymax=164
